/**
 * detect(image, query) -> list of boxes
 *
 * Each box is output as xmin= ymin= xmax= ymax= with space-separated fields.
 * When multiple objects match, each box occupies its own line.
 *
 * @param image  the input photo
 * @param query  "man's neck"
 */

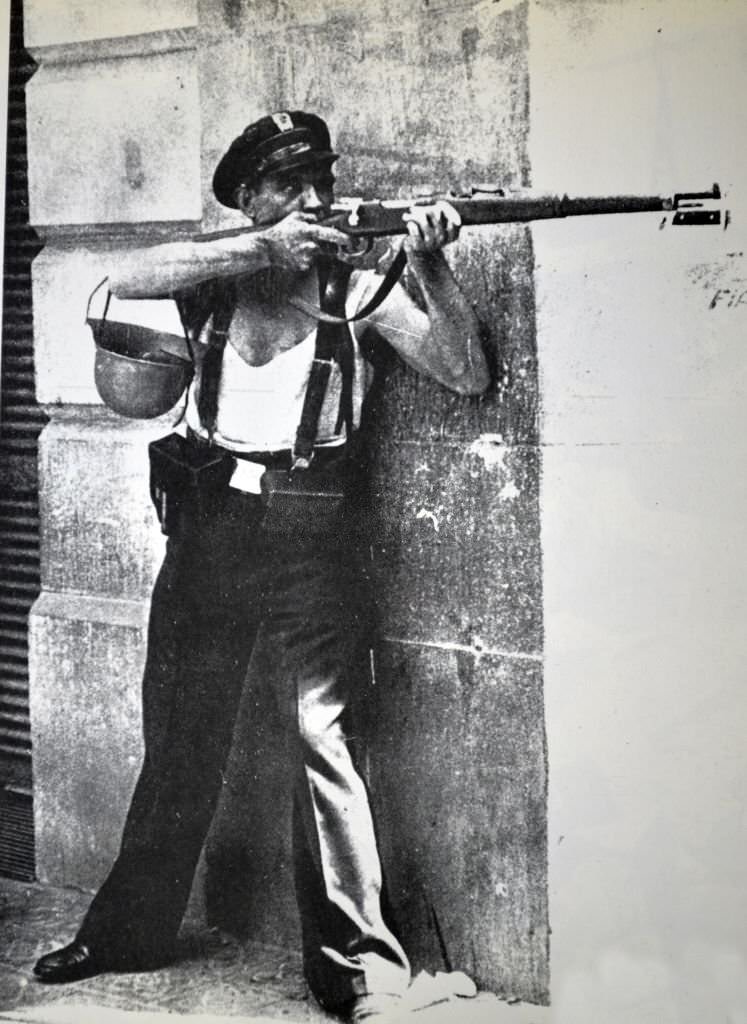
xmin=240 ymin=265 xmax=319 ymax=307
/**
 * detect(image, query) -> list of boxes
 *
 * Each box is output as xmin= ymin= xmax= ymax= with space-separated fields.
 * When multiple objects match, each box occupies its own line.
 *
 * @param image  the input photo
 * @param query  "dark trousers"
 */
xmin=77 ymin=486 xmax=409 ymax=1009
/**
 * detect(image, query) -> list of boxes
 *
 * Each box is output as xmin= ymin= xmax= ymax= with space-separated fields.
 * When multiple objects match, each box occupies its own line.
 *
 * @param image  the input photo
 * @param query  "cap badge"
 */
xmin=271 ymin=111 xmax=294 ymax=133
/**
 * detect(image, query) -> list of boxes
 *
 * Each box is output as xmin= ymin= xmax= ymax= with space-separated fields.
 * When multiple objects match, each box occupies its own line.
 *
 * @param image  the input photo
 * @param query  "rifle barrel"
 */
xmin=335 ymin=193 xmax=672 ymax=237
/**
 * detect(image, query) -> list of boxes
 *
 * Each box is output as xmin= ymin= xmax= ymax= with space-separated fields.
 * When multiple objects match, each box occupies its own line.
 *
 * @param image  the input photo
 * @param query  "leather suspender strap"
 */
xmin=198 ymin=280 xmax=236 ymax=439
xmin=292 ymin=259 xmax=354 ymax=470
xmin=334 ymin=321 xmax=355 ymax=437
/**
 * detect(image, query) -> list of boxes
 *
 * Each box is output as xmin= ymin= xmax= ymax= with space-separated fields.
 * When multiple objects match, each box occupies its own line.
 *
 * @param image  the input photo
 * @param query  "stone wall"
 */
xmin=26 ymin=0 xmax=547 ymax=1003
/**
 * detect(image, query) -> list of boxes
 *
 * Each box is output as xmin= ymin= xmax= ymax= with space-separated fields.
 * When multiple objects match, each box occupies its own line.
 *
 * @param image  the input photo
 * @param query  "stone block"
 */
xmin=38 ymin=407 xmax=167 ymax=602
xmin=24 ymin=0 xmax=197 ymax=48
xmin=366 ymin=438 xmax=543 ymax=656
xmin=27 ymin=51 xmax=201 ymax=227
xmin=28 ymin=591 xmax=147 ymax=890
xmin=360 ymin=639 xmax=548 ymax=1002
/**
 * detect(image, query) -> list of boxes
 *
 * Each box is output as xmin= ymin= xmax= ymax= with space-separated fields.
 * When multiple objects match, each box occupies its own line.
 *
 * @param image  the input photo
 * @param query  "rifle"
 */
xmin=198 ymin=183 xmax=725 ymax=253
xmin=326 ymin=183 xmax=724 ymax=243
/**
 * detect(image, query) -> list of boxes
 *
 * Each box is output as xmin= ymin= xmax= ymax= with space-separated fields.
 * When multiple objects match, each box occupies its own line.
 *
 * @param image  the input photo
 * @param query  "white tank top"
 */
xmin=185 ymin=270 xmax=377 ymax=453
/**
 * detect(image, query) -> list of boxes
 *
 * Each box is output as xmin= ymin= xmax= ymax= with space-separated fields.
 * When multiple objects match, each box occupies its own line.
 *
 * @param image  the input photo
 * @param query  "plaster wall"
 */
xmin=24 ymin=0 xmax=202 ymax=895
xmin=24 ymin=1 xmax=197 ymax=49
xmin=530 ymin=2 xmax=747 ymax=1021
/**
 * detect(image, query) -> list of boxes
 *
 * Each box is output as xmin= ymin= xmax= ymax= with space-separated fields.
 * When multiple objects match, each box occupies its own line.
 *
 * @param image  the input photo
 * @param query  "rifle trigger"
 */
xmin=343 ymin=236 xmax=374 ymax=260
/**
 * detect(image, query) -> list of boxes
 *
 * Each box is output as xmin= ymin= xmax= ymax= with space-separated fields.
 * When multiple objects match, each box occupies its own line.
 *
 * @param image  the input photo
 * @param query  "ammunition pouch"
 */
xmin=259 ymin=449 xmax=350 ymax=540
xmin=148 ymin=433 xmax=236 ymax=535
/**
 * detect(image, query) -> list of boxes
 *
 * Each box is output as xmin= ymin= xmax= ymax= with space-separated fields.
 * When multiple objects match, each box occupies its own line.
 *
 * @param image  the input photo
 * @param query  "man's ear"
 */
xmin=235 ymin=184 xmax=255 ymax=223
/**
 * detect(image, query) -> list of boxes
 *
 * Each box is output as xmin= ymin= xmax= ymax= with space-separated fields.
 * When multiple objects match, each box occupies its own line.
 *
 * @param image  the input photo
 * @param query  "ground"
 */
xmin=0 ymin=878 xmax=518 ymax=1024
xmin=0 ymin=876 xmax=326 ymax=1023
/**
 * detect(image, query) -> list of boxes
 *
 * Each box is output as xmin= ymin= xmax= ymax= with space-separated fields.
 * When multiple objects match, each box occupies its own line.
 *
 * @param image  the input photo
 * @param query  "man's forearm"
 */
xmin=405 ymin=250 xmax=490 ymax=395
xmin=108 ymin=234 xmax=273 ymax=298
xmin=108 ymin=213 xmax=351 ymax=298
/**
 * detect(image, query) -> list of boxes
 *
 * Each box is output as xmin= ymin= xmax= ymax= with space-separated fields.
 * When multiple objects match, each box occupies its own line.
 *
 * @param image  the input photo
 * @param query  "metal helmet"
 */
xmin=86 ymin=282 xmax=193 ymax=419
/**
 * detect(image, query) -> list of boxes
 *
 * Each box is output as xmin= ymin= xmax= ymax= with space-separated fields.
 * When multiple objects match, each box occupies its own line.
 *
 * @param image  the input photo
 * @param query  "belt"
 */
xmin=186 ymin=429 xmax=345 ymax=471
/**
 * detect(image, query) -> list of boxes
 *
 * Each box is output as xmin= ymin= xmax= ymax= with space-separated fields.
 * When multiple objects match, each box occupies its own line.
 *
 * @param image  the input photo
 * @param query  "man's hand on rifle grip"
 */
xmin=261 ymin=211 xmax=350 ymax=272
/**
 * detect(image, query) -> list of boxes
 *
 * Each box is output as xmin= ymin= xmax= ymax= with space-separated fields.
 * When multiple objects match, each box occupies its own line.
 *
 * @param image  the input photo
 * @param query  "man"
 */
xmin=34 ymin=111 xmax=489 ymax=1022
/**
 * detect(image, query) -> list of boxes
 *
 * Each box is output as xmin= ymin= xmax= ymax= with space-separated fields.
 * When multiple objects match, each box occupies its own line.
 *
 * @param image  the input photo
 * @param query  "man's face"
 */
xmin=246 ymin=162 xmax=336 ymax=226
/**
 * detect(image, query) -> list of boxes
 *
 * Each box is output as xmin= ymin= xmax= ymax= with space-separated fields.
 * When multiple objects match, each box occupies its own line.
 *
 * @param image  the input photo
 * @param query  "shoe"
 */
xmin=33 ymin=940 xmax=101 ymax=984
xmin=348 ymin=993 xmax=404 ymax=1022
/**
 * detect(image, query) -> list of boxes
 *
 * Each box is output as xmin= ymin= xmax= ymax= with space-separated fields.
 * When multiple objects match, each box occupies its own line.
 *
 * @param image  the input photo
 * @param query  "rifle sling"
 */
xmin=287 ymin=246 xmax=407 ymax=325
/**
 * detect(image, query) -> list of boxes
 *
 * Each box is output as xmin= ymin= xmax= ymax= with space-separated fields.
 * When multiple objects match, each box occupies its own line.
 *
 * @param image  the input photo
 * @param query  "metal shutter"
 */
xmin=0 ymin=0 xmax=45 ymax=881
